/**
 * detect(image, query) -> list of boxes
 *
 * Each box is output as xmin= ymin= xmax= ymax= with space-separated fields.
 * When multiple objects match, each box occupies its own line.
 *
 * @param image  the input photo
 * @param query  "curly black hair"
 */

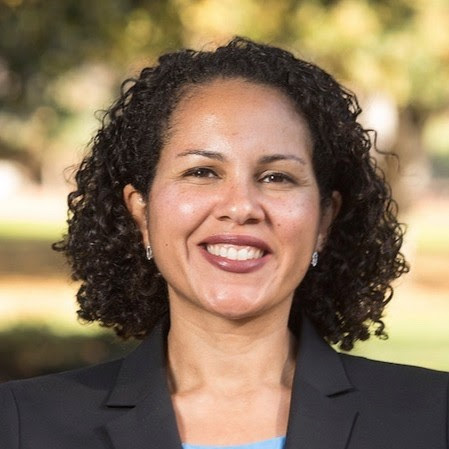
xmin=54 ymin=37 xmax=408 ymax=350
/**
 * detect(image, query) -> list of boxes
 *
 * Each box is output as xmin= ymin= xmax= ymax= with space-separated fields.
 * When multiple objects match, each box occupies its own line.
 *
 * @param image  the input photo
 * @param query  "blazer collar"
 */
xmin=285 ymin=317 xmax=359 ymax=449
xmin=105 ymin=317 xmax=170 ymax=407
xmin=104 ymin=315 xmax=358 ymax=449
xmin=295 ymin=317 xmax=354 ymax=396
xmin=104 ymin=316 xmax=183 ymax=449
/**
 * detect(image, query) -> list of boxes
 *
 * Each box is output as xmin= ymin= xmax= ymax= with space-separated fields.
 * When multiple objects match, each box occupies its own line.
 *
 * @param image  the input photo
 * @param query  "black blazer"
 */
xmin=1 ymin=317 xmax=448 ymax=449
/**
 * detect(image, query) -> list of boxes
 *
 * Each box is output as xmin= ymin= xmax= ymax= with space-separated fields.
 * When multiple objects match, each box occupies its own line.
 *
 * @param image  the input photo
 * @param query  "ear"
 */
xmin=316 ymin=191 xmax=341 ymax=252
xmin=123 ymin=184 xmax=150 ymax=246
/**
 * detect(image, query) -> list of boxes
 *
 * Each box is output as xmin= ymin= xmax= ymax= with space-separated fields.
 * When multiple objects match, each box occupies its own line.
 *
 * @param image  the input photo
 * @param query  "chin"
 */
xmin=204 ymin=294 xmax=269 ymax=321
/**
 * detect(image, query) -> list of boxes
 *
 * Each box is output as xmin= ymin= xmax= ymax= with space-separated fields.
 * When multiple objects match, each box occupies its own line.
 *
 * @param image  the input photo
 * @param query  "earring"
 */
xmin=311 ymin=251 xmax=318 ymax=267
xmin=145 ymin=245 xmax=153 ymax=261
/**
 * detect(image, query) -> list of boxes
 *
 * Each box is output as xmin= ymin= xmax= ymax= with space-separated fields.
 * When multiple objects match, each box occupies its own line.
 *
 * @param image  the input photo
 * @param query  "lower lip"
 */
xmin=200 ymin=246 xmax=270 ymax=273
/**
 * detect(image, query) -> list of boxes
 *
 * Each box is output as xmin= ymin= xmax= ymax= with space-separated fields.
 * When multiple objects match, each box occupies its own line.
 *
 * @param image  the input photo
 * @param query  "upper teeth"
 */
xmin=206 ymin=244 xmax=264 ymax=261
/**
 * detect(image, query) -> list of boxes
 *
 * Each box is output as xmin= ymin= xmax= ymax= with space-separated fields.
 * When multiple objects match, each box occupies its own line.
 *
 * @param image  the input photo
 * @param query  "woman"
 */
xmin=0 ymin=37 xmax=447 ymax=449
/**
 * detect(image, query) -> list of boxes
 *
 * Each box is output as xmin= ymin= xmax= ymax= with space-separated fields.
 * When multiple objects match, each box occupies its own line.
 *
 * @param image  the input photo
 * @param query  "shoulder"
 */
xmin=339 ymin=352 xmax=449 ymax=409
xmin=0 ymin=359 xmax=124 ymax=447
xmin=0 ymin=360 xmax=125 ymax=448
xmin=0 ymin=358 xmax=123 ymax=423
xmin=0 ymin=357 xmax=123 ymax=403
xmin=340 ymin=352 xmax=449 ymax=384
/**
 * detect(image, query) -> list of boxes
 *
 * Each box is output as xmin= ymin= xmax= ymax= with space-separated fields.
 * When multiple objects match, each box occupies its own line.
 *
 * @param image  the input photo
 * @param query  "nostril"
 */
xmin=215 ymin=201 xmax=265 ymax=224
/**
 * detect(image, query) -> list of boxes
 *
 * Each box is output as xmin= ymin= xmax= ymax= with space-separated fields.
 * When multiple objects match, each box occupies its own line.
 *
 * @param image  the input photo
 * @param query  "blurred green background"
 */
xmin=0 ymin=0 xmax=448 ymax=381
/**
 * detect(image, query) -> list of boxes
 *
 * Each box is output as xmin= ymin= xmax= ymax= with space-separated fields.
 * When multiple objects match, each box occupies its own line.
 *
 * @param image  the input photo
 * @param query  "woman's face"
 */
xmin=126 ymin=78 xmax=339 ymax=323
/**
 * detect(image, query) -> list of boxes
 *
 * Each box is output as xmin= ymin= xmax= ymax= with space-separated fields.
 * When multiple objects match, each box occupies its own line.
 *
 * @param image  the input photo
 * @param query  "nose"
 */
xmin=214 ymin=178 xmax=265 ymax=225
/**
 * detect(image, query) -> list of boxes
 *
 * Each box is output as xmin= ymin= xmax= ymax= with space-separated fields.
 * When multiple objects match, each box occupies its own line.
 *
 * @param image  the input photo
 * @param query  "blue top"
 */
xmin=182 ymin=436 xmax=286 ymax=449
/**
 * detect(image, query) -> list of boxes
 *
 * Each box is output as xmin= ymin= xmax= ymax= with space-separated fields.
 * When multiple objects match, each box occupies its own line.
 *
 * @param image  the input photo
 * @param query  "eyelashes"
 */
xmin=182 ymin=167 xmax=299 ymax=185
xmin=183 ymin=167 xmax=217 ymax=178
xmin=259 ymin=172 xmax=297 ymax=184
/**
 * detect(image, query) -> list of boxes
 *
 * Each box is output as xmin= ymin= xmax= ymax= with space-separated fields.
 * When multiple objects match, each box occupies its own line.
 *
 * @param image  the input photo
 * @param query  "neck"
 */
xmin=167 ymin=309 xmax=297 ymax=395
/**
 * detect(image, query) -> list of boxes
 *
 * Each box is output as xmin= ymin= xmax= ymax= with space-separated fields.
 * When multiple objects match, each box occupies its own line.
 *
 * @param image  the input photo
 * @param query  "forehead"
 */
xmin=173 ymin=78 xmax=299 ymax=121
xmin=165 ymin=78 xmax=312 ymax=150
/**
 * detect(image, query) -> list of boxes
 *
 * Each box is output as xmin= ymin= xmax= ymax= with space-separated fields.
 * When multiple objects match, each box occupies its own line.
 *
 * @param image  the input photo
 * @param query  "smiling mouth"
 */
xmin=206 ymin=244 xmax=265 ymax=261
xmin=200 ymin=235 xmax=271 ymax=273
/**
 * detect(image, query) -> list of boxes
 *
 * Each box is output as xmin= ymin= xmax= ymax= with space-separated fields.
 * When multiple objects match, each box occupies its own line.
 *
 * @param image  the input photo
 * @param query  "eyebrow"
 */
xmin=259 ymin=154 xmax=306 ymax=165
xmin=177 ymin=149 xmax=225 ymax=161
xmin=177 ymin=149 xmax=306 ymax=165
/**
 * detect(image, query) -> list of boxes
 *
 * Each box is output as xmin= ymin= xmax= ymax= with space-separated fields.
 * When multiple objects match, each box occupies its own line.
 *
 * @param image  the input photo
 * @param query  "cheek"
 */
xmin=148 ymin=185 xmax=212 ymax=237
xmin=270 ymin=195 xmax=320 ymax=237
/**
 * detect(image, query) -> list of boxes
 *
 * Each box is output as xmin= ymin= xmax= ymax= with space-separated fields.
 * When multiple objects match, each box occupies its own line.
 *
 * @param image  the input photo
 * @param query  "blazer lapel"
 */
xmin=285 ymin=318 xmax=359 ymax=449
xmin=104 ymin=317 xmax=183 ymax=449
xmin=103 ymin=315 xmax=358 ymax=449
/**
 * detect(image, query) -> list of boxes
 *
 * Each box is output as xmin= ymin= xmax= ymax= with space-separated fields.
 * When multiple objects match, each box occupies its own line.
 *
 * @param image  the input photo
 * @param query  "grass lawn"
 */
xmin=0 ymin=220 xmax=66 ymax=241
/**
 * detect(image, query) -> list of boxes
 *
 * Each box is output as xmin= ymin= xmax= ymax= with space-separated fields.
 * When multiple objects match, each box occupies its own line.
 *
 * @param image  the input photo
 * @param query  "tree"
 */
xmin=0 ymin=0 xmax=183 ymax=183
xmin=1 ymin=0 xmax=448 ymax=197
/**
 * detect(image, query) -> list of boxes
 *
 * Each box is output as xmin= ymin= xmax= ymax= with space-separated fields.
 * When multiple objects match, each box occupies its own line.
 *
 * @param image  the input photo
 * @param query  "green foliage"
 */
xmin=0 ymin=324 xmax=137 ymax=382
xmin=1 ymin=0 xmax=184 ymax=114
xmin=1 ymin=0 xmax=448 ymax=178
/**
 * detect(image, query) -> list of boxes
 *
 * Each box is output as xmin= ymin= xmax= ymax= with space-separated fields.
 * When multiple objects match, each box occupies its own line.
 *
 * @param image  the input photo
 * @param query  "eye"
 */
xmin=183 ymin=167 xmax=218 ymax=178
xmin=260 ymin=172 xmax=296 ymax=184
